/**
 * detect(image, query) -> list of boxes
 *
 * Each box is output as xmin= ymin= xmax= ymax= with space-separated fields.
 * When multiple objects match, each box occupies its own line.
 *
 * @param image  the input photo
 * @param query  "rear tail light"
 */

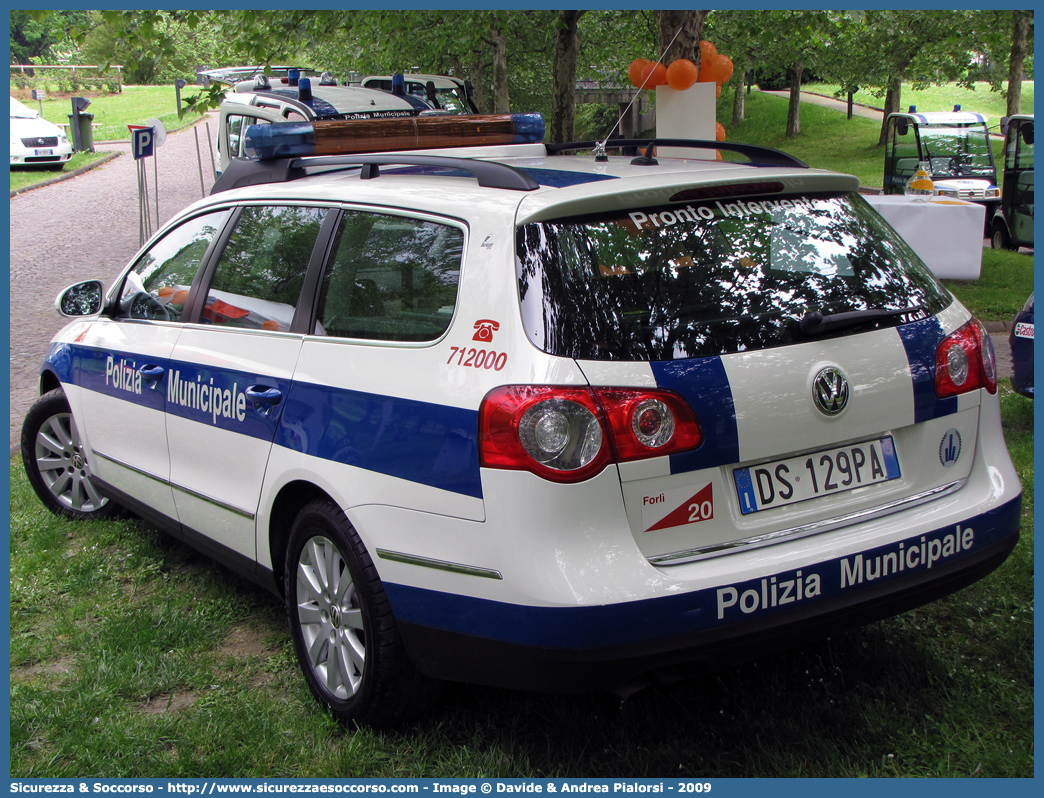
xmin=480 ymin=386 xmax=702 ymax=483
xmin=935 ymin=319 xmax=997 ymax=397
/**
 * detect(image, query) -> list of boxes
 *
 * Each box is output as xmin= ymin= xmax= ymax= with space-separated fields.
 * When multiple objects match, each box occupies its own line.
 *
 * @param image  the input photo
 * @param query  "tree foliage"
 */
xmin=21 ymin=9 xmax=1032 ymax=142
xmin=10 ymin=10 xmax=89 ymax=64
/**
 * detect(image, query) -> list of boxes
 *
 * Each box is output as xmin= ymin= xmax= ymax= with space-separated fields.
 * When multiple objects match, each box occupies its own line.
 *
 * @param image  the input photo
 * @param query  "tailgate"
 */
xmin=578 ymin=317 xmax=979 ymax=564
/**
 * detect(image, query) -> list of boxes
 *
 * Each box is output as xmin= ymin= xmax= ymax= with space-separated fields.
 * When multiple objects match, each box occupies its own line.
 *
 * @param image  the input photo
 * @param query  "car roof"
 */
xmin=228 ymin=84 xmax=420 ymax=116
xmin=201 ymin=65 xmax=315 ymax=86
xmin=889 ymin=111 xmax=988 ymax=126
xmin=363 ymin=74 xmax=465 ymax=88
xmin=199 ymin=139 xmax=857 ymax=230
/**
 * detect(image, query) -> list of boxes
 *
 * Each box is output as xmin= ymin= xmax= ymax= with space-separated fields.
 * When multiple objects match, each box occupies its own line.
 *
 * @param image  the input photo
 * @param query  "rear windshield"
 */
xmin=516 ymin=191 xmax=951 ymax=361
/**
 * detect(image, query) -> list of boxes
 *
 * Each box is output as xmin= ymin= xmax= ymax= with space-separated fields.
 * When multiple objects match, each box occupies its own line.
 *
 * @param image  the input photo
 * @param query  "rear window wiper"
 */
xmin=799 ymin=306 xmax=920 ymax=336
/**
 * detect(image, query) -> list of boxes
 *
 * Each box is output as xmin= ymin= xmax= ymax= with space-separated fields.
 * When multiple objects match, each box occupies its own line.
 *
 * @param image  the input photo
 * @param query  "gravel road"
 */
xmin=9 ymin=114 xmax=220 ymax=452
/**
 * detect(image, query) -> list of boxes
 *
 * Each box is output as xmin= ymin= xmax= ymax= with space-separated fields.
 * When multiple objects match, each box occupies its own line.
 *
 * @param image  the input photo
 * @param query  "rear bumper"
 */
xmin=391 ymin=496 xmax=1021 ymax=692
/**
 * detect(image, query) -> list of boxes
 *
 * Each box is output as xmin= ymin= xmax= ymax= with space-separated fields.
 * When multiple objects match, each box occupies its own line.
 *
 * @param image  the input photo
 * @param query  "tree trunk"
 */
xmin=657 ymin=9 xmax=707 ymax=67
xmin=731 ymin=69 xmax=745 ymax=126
xmin=468 ymin=57 xmax=489 ymax=114
xmin=878 ymin=75 xmax=902 ymax=146
xmin=785 ymin=60 xmax=803 ymax=138
xmin=490 ymin=22 xmax=509 ymax=113
xmin=550 ymin=10 xmax=585 ymax=144
xmin=1006 ymin=10 xmax=1029 ymax=116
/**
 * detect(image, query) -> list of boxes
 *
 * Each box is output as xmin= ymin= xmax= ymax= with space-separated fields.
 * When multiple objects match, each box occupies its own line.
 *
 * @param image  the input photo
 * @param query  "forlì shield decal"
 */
xmin=643 ymin=483 xmax=714 ymax=532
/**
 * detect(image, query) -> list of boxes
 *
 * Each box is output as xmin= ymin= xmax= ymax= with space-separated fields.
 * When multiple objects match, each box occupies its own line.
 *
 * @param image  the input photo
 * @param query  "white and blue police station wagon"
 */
xmin=23 ymin=112 xmax=1022 ymax=727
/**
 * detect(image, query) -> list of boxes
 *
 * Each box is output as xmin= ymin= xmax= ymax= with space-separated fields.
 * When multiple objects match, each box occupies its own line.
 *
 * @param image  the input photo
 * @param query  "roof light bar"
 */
xmin=243 ymin=113 xmax=546 ymax=160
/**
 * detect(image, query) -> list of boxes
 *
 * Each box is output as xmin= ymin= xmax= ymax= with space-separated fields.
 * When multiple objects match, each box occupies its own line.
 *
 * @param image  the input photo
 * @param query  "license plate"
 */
xmin=734 ymin=437 xmax=900 ymax=515
xmin=34 ymin=148 xmax=54 ymax=156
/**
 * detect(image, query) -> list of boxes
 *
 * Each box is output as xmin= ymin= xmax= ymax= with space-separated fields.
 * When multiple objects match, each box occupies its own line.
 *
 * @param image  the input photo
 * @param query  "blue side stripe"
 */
xmin=275 ymin=381 xmax=482 ymax=499
xmin=650 ymin=357 xmax=740 ymax=473
xmin=48 ymin=343 xmax=482 ymax=499
xmin=384 ymin=498 xmax=1020 ymax=648
xmin=897 ymin=316 xmax=958 ymax=422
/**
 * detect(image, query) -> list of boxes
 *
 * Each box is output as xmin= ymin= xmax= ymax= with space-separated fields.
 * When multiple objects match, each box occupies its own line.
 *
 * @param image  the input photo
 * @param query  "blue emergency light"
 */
xmin=243 ymin=113 xmax=546 ymax=160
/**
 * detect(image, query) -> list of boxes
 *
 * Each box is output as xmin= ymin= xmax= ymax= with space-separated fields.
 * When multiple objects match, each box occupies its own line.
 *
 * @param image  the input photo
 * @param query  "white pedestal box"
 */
xmin=655 ymin=82 xmax=717 ymax=160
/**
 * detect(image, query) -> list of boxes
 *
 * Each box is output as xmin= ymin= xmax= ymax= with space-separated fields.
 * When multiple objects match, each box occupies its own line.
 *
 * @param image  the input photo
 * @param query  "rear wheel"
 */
xmin=285 ymin=498 xmax=440 ymax=727
xmin=21 ymin=388 xmax=121 ymax=520
xmin=992 ymin=220 xmax=1014 ymax=251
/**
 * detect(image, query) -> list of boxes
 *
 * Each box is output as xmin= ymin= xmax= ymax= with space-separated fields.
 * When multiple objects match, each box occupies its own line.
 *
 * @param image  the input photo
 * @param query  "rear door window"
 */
xmin=314 ymin=211 xmax=464 ymax=342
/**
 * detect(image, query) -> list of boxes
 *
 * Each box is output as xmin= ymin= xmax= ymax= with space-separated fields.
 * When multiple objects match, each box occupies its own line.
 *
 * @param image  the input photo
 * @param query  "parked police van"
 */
xmin=210 ymin=67 xmax=430 ymax=173
xmin=23 ymin=111 xmax=1021 ymax=727
xmin=360 ymin=73 xmax=479 ymax=115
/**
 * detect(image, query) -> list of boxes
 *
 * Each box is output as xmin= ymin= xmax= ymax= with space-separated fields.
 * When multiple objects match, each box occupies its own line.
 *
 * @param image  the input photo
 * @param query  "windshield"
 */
xmin=516 ymin=192 xmax=951 ymax=362
xmin=919 ymin=124 xmax=996 ymax=178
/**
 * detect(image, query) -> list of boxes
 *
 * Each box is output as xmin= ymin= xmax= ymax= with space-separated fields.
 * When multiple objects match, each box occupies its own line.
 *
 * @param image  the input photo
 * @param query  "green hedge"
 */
xmin=10 ymin=70 xmax=122 ymax=95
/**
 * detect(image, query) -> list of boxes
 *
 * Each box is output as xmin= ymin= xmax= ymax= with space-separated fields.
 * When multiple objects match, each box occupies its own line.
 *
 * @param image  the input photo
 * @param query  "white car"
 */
xmin=23 ymin=114 xmax=1022 ymax=728
xmin=360 ymin=73 xmax=478 ymax=114
xmin=10 ymin=96 xmax=72 ymax=169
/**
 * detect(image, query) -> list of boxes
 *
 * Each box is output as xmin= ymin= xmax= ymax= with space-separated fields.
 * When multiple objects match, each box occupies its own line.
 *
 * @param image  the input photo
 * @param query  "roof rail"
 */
xmin=212 ymin=153 xmax=541 ymax=195
xmin=546 ymin=139 xmax=808 ymax=169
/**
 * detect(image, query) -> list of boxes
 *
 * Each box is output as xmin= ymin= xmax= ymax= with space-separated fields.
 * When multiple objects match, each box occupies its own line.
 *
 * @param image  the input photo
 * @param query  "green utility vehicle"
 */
xmin=884 ymin=107 xmax=1000 ymax=226
xmin=991 ymin=114 xmax=1034 ymax=250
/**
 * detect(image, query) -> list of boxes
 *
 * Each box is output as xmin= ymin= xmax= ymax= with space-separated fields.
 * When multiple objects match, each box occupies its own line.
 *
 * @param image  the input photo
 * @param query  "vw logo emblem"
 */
xmin=813 ymin=367 xmax=849 ymax=416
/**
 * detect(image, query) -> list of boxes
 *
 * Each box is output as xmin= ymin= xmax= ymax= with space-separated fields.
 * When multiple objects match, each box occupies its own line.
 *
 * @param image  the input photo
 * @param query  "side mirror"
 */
xmin=896 ymin=119 xmax=909 ymax=137
xmin=55 ymin=280 xmax=105 ymax=318
xmin=1022 ymin=122 xmax=1034 ymax=146
xmin=1000 ymin=117 xmax=1010 ymax=137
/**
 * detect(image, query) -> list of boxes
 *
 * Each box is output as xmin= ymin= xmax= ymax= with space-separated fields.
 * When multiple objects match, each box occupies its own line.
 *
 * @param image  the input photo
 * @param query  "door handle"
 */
xmin=138 ymin=364 xmax=165 ymax=386
xmin=245 ymin=385 xmax=282 ymax=416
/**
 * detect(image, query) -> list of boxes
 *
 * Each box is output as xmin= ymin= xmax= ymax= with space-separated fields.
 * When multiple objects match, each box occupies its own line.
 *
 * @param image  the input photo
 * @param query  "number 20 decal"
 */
xmin=448 ymin=346 xmax=508 ymax=371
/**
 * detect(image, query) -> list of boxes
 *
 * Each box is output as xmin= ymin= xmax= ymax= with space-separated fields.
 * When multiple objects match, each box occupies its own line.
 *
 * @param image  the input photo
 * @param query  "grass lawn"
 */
xmin=804 ymin=80 xmax=1034 ymax=121
xmin=944 ymin=247 xmax=1035 ymax=320
xmin=19 ymin=84 xmax=207 ymax=142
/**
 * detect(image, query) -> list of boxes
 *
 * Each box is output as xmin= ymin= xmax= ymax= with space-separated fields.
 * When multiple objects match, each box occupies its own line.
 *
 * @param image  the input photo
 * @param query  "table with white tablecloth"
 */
xmin=862 ymin=194 xmax=985 ymax=280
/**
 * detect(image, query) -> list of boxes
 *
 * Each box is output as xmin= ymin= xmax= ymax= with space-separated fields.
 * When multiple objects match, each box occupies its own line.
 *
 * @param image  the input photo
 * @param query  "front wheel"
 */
xmin=21 ymin=388 xmax=121 ymax=520
xmin=285 ymin=499 xmax=440 ymax=727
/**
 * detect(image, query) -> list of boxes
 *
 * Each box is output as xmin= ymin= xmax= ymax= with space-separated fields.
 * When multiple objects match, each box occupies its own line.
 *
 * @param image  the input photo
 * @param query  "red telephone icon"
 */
xmin=473 ymin=319 xmax=500 ymax=342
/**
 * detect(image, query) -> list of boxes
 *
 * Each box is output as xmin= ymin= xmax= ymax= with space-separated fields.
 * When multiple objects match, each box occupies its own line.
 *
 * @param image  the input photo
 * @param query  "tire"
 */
xmin=285 ymin=498 xmax=440 ymax=727
xmin=20 ymin=388 xmax=121 ymax=520
xmin=992 ymin=221 xmax=1014 ymax=251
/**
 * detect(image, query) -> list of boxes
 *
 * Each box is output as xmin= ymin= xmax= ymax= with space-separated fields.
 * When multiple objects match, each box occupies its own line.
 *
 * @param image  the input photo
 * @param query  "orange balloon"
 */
xmin=628 ymin=58 xmax=651 ymax=88
xmin=716 ymin=122 xmax=726 ymax=141
xmin=699 ymin=54 xmax=724 ymax=84
xmin=700 ymin=40 xmax=717 ymax=66
xmin=716 ymin=84 xmax=722 ymax=99
xmin=640 ymin=61 xmax=668 ymax=87
xmin=666 ymin=59 xmax=698 ymax=90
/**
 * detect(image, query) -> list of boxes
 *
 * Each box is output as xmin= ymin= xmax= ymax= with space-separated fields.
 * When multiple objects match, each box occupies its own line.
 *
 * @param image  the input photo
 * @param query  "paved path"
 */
xmin=758 ymin=89 xmax=886 ymax=121
xmin=9 ymin=114 xmax=220 ymax=452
